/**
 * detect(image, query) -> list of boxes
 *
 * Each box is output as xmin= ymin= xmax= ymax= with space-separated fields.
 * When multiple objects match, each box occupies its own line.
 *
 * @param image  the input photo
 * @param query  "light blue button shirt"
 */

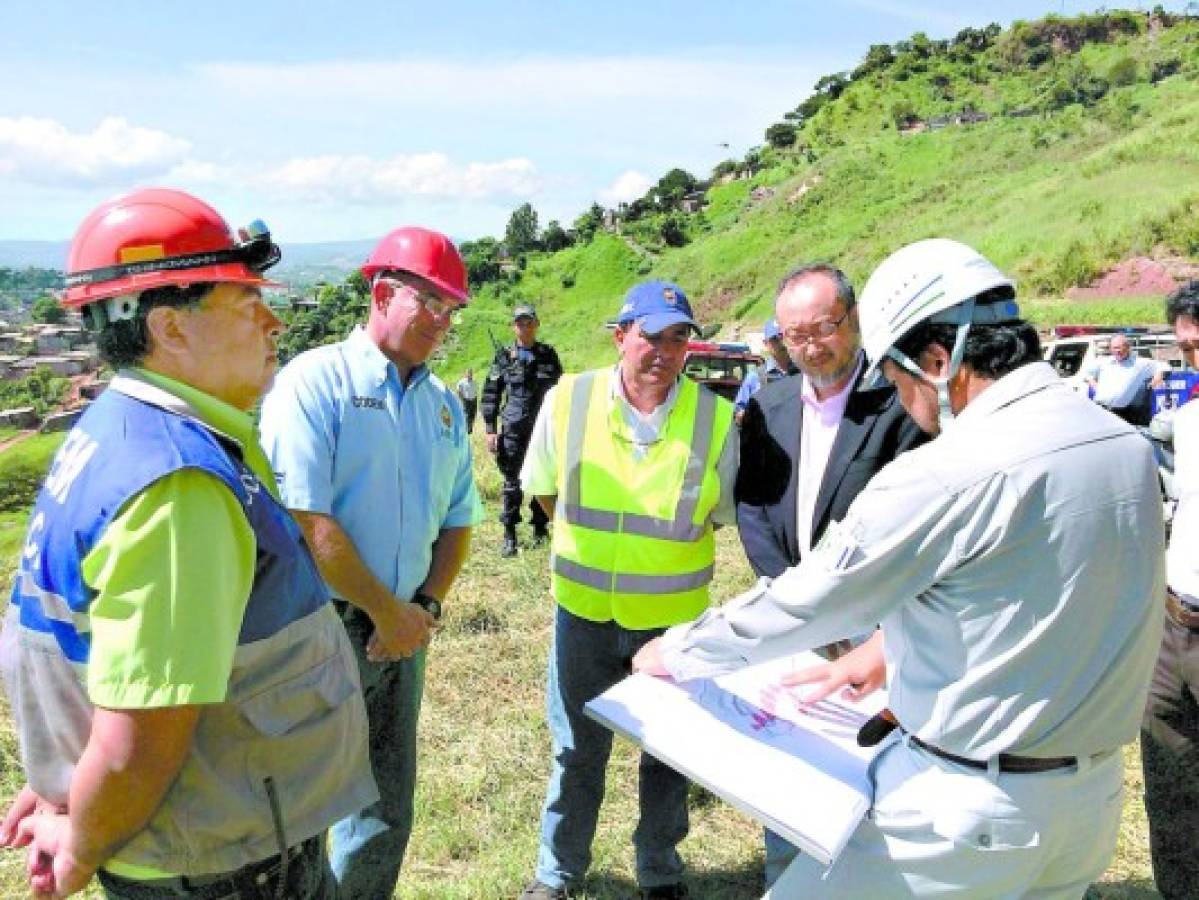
xmin=259 ymin=326 xmax=484 ymax=601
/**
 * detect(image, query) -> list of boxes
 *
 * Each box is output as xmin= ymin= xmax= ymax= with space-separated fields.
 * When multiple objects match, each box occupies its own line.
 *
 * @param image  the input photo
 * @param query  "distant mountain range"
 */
xmin=0 ymin=238 xmax=377 ymax=282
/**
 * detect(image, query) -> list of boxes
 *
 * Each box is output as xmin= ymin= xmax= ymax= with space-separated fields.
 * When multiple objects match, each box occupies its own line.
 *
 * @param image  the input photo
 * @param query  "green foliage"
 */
xmin=0 ymin=267 xmax=60 ymax=294
xmin=460 ymin=237 xmax=504 ymax=288
xmin=765 ymin=122 xmax=798 ymax=148
xmin=711 ymin=159 xmax=739 ymax=179
xmin=504 ymin=202 xmax=540 ymax=255
xmin=648 ymin=168 xmax=699 ymax=212
xmin=1108 ymin=54 xmax=1140 ymax=87
xmin=275 ymin=278 xmax=368 ymax=362
xmin=572 ymin=203 xmax=605 ymax=242
xmin=0 ymin=368 xmax=69 ymax=416
xmin=659 ymin=215 xmax=688 ymax=248
xmin=29 ymin=294 xmax=65 ymax=324
xmin=890 ymin=99 xmax=918 ymax=128
xmin=0 ymin=434 xmax=63 ymax=513
xmin=542 ymin=220 xmax=572 ymax=252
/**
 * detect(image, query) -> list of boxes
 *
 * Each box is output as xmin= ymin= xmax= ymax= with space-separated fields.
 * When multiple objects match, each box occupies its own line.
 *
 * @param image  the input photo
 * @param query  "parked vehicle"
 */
xmin=682 ymin=341 xmax=762 ymax=402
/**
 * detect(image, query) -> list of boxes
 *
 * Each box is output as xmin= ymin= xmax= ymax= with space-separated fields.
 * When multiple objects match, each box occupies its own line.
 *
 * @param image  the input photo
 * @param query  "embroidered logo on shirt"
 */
xmin=440 ymin=403 xmax=452 ymax=430
xmin=352 ymin=396 xmax=385 ymax=410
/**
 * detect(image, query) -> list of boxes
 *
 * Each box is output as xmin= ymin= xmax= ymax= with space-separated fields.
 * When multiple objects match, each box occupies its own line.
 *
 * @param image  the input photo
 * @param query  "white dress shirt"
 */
xmin=795 ymin=358 xmax=861 ymax=554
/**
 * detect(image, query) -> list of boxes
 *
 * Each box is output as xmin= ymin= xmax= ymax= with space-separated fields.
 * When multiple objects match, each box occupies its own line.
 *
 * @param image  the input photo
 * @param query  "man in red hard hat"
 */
xmin=259 ymin=225 xmax=484 ymax=898
xmin=0 ymin=188 xmax=375 ymax=898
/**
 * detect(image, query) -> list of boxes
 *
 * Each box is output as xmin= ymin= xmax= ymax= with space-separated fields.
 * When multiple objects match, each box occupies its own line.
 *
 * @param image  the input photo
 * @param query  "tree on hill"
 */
xmin=659 ymin=214 xmax=688 ymax=248
xmin=572 ymin=203 xmax=605 ymax=241
xmin=30 ymin=294 xmax=65 ymax=325
xmin=505 ymin=202 xmax=540 ymax=255
xmin=651 ymin=168 xmax=698 ymax=212
xmin=853 ymin=43 xmax=895 ymax=79
xmin=542 ymin=220 xmax=573 ymax=252
xmin=765 ymin=123 xmax=798 ymax=148
xmin=460 ymin=237 xmax=503 ymax=288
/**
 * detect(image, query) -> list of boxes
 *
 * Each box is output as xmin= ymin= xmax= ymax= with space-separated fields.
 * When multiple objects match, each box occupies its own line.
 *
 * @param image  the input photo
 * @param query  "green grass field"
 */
xmin=0 ymin=426 xmax=1165 ymax=899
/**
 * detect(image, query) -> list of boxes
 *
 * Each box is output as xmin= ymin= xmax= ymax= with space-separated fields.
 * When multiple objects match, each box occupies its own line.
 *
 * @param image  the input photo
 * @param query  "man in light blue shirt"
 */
xmin=259 ymin=226 xmax=484 ymax=899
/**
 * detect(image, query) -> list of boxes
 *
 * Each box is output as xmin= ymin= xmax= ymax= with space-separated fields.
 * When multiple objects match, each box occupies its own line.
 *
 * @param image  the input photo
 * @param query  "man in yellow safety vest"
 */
xmin=515 ymin=281 xmax=738 ymax=900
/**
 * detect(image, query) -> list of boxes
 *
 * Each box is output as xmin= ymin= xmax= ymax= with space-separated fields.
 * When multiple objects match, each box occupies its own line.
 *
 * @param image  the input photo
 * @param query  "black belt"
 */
xmin=907 ymin=733 xmax=1077 ymax=773
xmin=98 ymin=835 xmax=320 ymax=898
xmin=858 ymin=709 xmax=1078 ymax=774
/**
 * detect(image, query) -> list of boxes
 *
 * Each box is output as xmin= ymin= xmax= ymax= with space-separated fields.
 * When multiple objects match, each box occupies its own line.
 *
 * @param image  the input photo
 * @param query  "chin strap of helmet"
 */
xmin=885 ymin=296 xmax=978 ymax=431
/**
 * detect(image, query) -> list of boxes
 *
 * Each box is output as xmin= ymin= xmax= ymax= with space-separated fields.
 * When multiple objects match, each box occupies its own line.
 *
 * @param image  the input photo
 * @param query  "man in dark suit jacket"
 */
xmin=734 ymin=262 xmax=927 ymax=888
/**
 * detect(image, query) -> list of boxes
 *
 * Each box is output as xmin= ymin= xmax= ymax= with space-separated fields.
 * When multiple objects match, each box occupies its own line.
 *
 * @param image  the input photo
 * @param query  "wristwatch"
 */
xmin=411 ymin=591 xmax=443 ymax=621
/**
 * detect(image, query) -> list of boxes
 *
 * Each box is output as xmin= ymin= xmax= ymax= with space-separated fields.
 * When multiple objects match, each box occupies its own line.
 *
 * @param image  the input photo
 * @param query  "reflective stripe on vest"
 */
xmin=558 ymin=370 xmax=718 ymax=543
xmin=553 ymin=556 xmax=716 ymax=594
xmin=549 ymin=369 xmax=732 ymax=629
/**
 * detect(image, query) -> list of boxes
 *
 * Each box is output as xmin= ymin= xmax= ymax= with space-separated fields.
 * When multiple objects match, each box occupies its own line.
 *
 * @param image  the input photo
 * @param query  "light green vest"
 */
xmin=550 ymin=369 xmax=733 ymax=629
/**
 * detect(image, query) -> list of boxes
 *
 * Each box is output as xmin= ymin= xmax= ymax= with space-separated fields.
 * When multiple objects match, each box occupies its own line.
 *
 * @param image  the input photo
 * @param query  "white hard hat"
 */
xmin=859 ymin=238 xmax=1017 ymax=388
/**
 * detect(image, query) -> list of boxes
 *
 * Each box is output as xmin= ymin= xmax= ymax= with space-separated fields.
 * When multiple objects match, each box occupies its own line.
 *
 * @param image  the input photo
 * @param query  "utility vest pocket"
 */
xmin=239 ymin=650 xmax=357 ymax=738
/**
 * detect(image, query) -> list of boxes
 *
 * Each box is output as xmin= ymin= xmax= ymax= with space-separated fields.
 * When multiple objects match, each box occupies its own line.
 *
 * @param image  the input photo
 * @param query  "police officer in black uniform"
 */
xmin=482 ymin=303 xmax=564 ymax=557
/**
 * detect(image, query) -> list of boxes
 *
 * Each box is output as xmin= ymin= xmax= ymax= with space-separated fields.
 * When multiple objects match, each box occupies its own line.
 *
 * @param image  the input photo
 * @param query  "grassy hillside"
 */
xmin=434 ymin=11 xmax=1199 ymax=381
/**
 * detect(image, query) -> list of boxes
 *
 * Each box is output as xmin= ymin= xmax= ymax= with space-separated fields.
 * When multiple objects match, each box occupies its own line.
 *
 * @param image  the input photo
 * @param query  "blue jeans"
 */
xmin=329 ymin=607 xmax=425 ymax=900
xmin=534 ymin=606 xmax=689 ymax=891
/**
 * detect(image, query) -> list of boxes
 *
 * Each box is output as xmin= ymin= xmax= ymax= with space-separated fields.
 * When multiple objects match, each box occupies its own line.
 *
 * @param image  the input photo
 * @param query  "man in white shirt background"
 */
xmin=1084 ymin=333 xmax=1164 ymax=425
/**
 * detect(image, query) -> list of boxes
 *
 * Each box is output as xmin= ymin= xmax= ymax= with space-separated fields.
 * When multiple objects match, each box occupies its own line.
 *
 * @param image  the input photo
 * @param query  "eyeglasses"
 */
xmin=781 ymin=308 xmax=851 ymax=345
xmin=1178 ymin=339 xmax=1199 ymax=352
xmin=384 ymin=276 xmax=460 ymax=319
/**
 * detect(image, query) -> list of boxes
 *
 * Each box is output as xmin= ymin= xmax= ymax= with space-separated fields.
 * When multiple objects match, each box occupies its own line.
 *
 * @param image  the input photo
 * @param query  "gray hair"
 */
xmin=775 ymin=263 xmax=856 ymax=311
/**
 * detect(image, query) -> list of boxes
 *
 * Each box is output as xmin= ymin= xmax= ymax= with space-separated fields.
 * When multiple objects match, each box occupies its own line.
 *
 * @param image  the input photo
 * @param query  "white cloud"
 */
xmin=598 ymin=170 xmax=653 ymax=207
xmin=252 ymin=152 xmax=541 ymax=204
xmin=0 ymin=116 xmax=191 ymax=186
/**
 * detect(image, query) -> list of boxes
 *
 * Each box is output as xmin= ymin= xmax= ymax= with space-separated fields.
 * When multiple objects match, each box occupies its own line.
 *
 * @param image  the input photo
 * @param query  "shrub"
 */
xmin=1108 ymin=55 xmax=1139 ymax=87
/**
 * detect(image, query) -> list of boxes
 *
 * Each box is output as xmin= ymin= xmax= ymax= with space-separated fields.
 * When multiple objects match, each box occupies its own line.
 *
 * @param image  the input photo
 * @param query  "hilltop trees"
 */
xmin=505 ymin=203 xmax=540 ymax=255
xmin=765 ymin=123 xmax=798 ymax=148
xmin=573 ymin=204 xmax=605 ymax=242
xmin=542 ymin=220 xmax=572 ymax=252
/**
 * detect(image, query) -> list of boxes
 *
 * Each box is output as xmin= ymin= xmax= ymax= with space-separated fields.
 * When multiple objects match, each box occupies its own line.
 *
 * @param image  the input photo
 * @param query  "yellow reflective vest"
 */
xmin=550 ymin=368 xmax=734 ymax=629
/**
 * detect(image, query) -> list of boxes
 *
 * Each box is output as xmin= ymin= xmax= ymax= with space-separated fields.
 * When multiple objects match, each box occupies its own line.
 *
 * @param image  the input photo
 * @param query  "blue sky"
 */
xmin=0 ymin=1 xmax=1186 ymax=243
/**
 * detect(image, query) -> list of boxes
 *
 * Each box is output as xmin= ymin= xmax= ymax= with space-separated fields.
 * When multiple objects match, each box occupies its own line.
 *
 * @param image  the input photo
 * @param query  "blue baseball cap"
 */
xmin=616 ymin=280 xmax=699 ymax=335
xmin=763 ymin=317 xmax=782 ymax=341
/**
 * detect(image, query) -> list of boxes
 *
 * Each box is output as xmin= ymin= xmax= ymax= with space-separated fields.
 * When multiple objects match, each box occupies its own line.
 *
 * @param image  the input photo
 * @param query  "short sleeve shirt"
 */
xmin=84 ymin=369 xmax=264 ymax=711
xmin=259 ymin=326 xmax=484 ymax=601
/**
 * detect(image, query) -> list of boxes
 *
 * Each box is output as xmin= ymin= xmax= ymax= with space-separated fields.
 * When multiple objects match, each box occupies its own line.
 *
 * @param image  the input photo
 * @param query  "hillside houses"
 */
xmin=0 ymin=321 xmax=97 ymax=381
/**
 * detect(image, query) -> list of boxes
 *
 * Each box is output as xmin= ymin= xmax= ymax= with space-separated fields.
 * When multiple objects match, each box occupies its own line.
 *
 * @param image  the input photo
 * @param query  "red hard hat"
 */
xmin=361 ymin=227 xmax=470 ymax=304
xmin=63 ymin=187 xmax=282 ymax=309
